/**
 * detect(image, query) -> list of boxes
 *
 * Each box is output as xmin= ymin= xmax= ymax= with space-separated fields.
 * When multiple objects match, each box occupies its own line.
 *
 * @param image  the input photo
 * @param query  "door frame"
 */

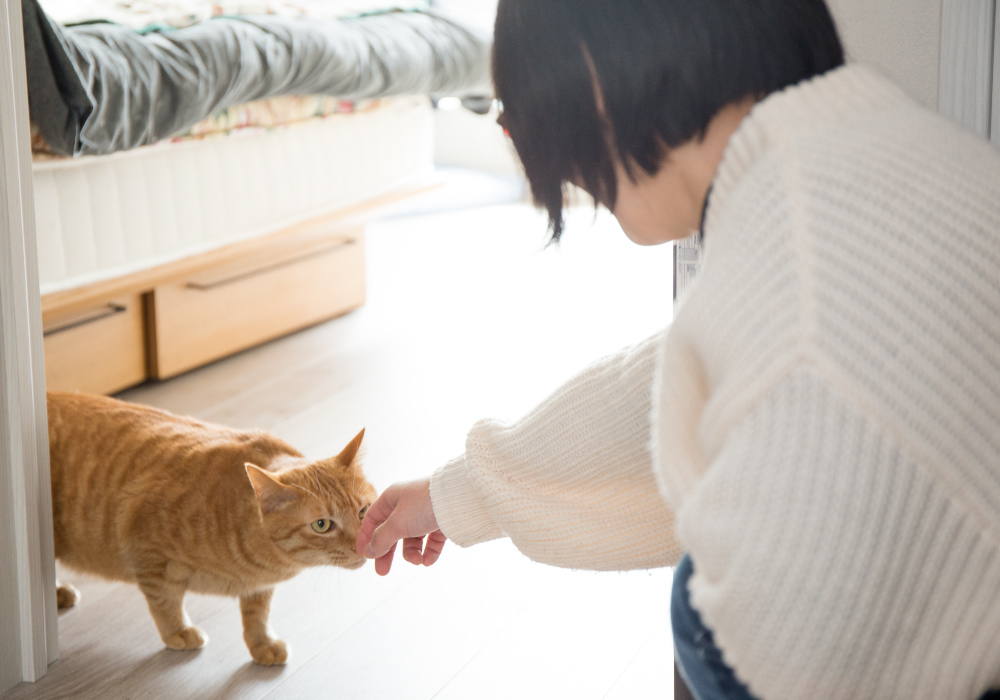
xmin=0 ymin=0 xmax=58 ymax=692
xmin=938 ymin=0 xmax=997 ymax=141
xmin=992 ymin=5 xmax=999 ymax=145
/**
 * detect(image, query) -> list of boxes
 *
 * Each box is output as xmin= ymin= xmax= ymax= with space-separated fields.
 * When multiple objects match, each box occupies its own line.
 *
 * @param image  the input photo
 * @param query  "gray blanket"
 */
xmin=22 ymin=0 xmax=491 ymax=156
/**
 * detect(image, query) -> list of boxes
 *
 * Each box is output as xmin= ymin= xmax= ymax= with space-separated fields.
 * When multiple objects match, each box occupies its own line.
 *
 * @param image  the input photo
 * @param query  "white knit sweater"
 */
xmin=429 ymin=65 xmax=1000 ymax=700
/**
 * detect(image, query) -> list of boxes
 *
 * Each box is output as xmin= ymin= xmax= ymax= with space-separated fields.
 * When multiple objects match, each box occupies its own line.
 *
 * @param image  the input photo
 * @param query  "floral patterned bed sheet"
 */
xmin=31 ymin=96 xmax=390 ymax=160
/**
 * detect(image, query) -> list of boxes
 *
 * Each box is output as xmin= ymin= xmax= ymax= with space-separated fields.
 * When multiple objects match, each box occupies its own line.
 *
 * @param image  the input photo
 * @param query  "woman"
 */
xmin=356 ymin=1 xmax=1000 ymax=698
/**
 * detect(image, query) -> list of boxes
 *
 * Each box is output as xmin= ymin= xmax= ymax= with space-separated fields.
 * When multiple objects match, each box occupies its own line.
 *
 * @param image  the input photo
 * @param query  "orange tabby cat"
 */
xmin=47 ymin=391 xmax=376 ymax=666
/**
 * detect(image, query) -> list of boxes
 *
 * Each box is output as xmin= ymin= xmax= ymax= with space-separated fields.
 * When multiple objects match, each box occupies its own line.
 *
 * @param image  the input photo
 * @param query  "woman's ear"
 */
xmin=245 ymin=463 xmax=302 ymax=515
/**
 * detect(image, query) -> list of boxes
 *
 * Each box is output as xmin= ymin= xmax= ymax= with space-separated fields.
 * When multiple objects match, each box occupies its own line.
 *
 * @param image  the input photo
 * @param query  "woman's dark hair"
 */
xmin=493 ymin=0 xmax=844 ymax=240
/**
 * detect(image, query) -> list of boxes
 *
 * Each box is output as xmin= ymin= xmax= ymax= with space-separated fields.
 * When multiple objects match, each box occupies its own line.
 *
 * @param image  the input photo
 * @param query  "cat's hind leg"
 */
xmin=240 ymin=588 xmax=287 ymax=666
xmin=56 ymin=581 xmax=80 ymax=610
xmin=135 ymin=572 xmax=208 ymax=651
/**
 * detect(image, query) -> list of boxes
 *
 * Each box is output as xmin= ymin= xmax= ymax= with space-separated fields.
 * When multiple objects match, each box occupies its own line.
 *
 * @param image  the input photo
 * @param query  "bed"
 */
xmin=25 ymin=0 xmax=491 ymax=394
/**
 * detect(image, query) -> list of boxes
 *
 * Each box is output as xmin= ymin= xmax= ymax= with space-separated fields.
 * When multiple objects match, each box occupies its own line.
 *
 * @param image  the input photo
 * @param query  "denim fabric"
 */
xmin=671 ymin=553 xmax=1000 ymax=700
xmin=672 ymin=554 xmax=759 ymax=700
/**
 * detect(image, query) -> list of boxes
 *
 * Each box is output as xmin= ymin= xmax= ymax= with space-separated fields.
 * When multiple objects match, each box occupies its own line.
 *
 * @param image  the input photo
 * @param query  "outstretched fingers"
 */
xmin=402 ymin=537 xmax=425 ymax=565
xmin=374 ymin=542 xmax=397 ymax=577
xmin=354 ymin=478 xmax=444 ymax=576
xmin=400 ymin=531 xmax=447 ymax=567
xmin=423 ymin=530 xmax=447 ymax=566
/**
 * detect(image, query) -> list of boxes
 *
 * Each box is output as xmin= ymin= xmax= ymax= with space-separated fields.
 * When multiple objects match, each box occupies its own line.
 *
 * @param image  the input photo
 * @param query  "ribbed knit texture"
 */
xmin=431 ymin=332 xmax=683 ymax=570
xmin=431 ymin=65 xmax=1000 ymax=699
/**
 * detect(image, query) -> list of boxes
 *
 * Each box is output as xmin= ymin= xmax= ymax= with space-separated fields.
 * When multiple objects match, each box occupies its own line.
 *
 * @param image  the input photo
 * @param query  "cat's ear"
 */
xmin=336 ymin=428 xmax=365 ymax=467
xmin=245 ymin=463 xmax=301 ymax=515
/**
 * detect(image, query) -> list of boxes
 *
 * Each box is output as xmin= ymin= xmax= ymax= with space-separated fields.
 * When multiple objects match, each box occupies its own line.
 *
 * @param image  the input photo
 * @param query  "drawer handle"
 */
xmin=43 ymin=303 xmax=127 ymax=337
xmin=185 ymin=239 xmax=355 ymax=291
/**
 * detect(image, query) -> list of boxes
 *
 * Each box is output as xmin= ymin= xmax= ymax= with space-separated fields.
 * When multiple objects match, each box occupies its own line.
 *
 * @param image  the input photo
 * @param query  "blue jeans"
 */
xmin=671 ymin=554 xmax=1000 ymax=700
xmin=672 ymin=554 xmax=759 ymax=700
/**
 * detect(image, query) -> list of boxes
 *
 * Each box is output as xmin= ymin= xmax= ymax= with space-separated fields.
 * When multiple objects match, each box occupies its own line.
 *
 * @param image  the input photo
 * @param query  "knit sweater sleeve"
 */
xmin=429 ymin=331 xmax=683 ymax=571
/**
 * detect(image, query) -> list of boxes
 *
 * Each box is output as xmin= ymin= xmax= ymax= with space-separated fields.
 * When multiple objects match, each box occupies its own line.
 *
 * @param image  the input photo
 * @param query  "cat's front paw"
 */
xmin=163 ymin=626 xmax=208 ymax=650
xmin=56 ymin=583 xmax=80 ymax=610
xmin=250 ymin=639 xmax=288 ymax=666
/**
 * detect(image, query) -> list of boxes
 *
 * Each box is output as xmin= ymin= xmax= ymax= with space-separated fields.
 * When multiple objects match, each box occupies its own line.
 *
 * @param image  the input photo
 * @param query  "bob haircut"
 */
xmin=493 ymin=0 xmax=845 ymax=240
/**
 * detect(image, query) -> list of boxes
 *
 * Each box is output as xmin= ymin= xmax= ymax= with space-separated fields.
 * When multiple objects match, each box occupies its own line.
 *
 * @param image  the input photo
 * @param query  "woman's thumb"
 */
xmin=356 ymin=488 xmax=399 ymax=557
xmin=364 ymin=515 xmax=402 ymax=559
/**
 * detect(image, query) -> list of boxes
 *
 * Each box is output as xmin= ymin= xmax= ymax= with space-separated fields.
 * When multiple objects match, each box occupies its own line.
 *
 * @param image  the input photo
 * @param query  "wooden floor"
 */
xmin=5 ymin=198 xmax=676 ymax=700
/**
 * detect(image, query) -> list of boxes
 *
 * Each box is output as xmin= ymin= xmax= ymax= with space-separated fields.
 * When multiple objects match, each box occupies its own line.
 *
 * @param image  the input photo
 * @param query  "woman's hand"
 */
xmin=355 ymin=477 xmax=447 ymax=576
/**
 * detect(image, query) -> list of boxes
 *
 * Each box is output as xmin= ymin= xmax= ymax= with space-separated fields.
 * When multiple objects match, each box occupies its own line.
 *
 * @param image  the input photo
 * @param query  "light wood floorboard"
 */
xmin=7 ymin=201 xmax=675 ymax=700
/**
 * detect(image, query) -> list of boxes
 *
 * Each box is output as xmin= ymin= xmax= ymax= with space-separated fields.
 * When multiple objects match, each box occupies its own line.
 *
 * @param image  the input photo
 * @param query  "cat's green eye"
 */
xmin=311 ymin=519 xmax=332 ymax=534
xmin=359 ymin=505 xmax=369 ymax=521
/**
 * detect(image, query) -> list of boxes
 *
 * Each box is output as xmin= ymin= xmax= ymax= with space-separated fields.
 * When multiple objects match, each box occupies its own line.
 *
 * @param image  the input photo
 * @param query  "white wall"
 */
xmin=826 ymin=0 xmax=943 ymax=109
xmin=434 ymin=103 xmax=523 ymax=175
xmin=431 ymin=0 xmax=497 ymax=32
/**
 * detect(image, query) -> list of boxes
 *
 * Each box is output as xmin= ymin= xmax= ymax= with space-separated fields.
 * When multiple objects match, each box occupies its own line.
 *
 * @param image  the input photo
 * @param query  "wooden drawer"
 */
xmin=43 ymin=296 xmax=147 ymax=395
xmin=148 ymin=227 xmax=366 ymax=379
